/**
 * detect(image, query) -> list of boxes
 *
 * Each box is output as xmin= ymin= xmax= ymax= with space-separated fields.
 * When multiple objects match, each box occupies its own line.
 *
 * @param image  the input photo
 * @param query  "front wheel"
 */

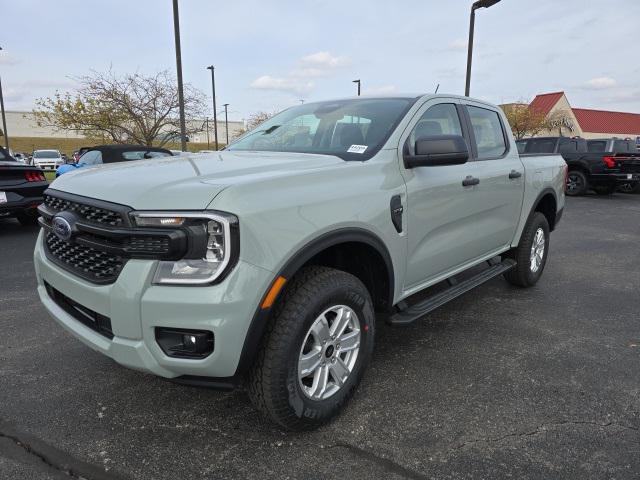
xmin=504 ymin=212 xmax=550 ymax=288
xmin=248 ymin=266 xmax=375 ymax=430
xmin=566 ymin=170 xmax=588 ymax=196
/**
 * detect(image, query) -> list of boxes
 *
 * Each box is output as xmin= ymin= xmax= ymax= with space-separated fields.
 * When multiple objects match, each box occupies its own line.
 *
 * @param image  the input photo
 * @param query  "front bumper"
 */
xmin=34 ymin=229 xmax=274 ymax=379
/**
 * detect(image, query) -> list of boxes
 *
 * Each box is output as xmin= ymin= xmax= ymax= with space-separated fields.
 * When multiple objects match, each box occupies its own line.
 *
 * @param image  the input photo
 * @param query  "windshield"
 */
xmin=227 ymin=98 xmax=415 ymax=160
xmin=34 ymin=150 xmax=60 ymax=159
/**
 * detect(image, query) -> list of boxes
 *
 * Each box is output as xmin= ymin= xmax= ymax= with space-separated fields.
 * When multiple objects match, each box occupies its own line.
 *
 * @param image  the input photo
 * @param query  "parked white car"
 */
xmin=32 ymin=150 xmax=64 ymax=170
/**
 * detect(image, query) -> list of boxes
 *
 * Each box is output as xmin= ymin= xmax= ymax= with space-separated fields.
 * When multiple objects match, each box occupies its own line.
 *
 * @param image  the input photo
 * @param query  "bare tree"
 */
xmin=233 ymin=111 xmax=277 ymax=139
xmin=544 ymin=111 xmax=575 ymax=137
xmin=33 ymin=70 xmax=206 ymax=147
xmin=501 ymin=102 xmax=548 ymax=140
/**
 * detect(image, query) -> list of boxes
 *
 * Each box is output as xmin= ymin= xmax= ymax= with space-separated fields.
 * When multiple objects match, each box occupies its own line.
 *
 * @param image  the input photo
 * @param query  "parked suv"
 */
xmin=34 ymin=95 xmax=566 ymax=429
xmin=32 ymin=149 xmax=64 ymax=171
xmin=519 ymin=136 xmax=640 ymax=195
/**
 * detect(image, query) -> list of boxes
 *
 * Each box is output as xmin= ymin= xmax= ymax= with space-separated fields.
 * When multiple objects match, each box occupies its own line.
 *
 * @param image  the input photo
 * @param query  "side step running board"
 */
xmin=387 ymin=259 xmax=516 ymax=326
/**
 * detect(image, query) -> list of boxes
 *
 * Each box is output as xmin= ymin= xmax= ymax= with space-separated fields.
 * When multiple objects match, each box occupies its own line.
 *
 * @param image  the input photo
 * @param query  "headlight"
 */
xmin=132 ymin=212 xmax=238 ymax=285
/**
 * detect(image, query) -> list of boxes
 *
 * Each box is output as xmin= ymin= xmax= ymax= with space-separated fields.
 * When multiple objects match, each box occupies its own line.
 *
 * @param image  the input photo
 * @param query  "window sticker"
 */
xmin=347 ymin=145 xmax=368 ymax=154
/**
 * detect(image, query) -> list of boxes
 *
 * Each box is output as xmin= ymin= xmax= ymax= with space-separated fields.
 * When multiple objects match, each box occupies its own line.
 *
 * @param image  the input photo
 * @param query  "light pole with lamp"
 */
xmin=465 ymin=0 xmax=501 ymax=97
xmin=352 ymin=79 xmax=361 ymax=96
xmin=172 ymin=0 xmax=187 ymax=151
xmin=206 ymin=65 xmax=219 ymax=150
xmin=0 ymin=46 xmax=9 ymax=150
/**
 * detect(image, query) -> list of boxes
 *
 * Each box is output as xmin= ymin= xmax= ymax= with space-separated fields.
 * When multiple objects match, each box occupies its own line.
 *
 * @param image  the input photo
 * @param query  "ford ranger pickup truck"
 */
xmin=34 ymin=95 xmax=566 ymax=430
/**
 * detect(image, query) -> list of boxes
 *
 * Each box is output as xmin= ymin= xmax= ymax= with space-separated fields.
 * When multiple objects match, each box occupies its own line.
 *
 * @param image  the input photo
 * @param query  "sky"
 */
xmin=1 ymin=0 xmax=640 ymax=121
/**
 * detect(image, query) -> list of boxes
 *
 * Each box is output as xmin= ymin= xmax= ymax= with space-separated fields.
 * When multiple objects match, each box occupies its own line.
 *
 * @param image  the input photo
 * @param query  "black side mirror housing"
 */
xmin=404 ymin=134 xmax=469 ymax=168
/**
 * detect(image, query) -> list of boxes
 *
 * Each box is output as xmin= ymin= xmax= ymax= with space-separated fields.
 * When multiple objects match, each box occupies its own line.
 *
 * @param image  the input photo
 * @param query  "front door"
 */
xmin=400 ymin=99 xmax=489 ymax=291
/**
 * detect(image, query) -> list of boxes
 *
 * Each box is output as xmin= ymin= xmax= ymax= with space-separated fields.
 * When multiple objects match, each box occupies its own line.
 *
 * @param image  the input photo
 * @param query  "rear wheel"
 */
xmin=504 ymin=212 xmax=550 ymax=288
xmin=566 ymin=170 xmax=588 ymax=196
xmin=248 ymin=266 xmax=375 ymax=430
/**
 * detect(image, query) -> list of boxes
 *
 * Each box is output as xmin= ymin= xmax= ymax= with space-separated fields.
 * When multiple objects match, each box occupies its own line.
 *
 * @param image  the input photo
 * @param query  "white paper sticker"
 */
xmin=347 ymin=144 xmax=368 ymax=154
xmin=0 ymin=192 xmax=6 ymax=204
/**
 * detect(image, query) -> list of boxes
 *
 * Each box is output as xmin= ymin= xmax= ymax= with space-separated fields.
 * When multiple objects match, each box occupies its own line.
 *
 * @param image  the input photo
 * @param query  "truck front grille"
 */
xmin=44 ymin=194 xmax=124 ymax=226
xmin=45 ymin=232 xmax=126 ymax=283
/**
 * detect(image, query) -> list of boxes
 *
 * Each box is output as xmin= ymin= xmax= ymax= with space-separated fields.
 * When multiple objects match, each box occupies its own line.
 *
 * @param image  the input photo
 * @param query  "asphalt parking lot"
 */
xmin=1 ymin=194 xmax=639 ymax=480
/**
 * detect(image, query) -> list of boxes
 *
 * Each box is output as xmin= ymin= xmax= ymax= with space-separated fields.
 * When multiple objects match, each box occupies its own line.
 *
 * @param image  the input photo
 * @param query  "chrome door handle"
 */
xmin=509 ymin=170 xmax=522 ymax=179
xmin=462 ymin=176 xmax=480 ymax=187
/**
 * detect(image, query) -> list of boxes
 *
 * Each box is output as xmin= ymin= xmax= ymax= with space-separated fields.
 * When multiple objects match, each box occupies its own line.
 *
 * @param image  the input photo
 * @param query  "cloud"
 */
xmin=300 ymin=51 xmax=350 ymax=68
xmin=250 ymin=75 xmax=315 ymax=95
xmin=583 ymin=77 xmax=617 ymax=89
xmin=448 ymin=39 xmax=467 ymax=51
xmin=0 ymin=52 xmax=20 ymax=66
xmin=250 ymin=51 xmax=350 ymax=96
xmin=363 ymin=85 xmax=397 ymax=95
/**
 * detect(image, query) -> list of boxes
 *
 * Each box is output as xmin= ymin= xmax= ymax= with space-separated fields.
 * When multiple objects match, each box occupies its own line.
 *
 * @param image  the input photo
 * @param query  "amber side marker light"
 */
xmin=261 ymin=276 xmax=287 ymax=309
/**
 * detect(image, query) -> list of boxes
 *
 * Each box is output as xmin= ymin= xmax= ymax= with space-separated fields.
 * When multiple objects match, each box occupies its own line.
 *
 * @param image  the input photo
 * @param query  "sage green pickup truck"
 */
xmin=34 ymin=94 xmax=566 ymax=430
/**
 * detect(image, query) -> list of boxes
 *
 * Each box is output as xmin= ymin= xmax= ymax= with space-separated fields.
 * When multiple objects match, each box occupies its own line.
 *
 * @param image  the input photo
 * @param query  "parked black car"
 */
xmin=519 ymin=136 xmax=640 ymax=196
xmin=0 ymin=146 xmax=48 ymax=226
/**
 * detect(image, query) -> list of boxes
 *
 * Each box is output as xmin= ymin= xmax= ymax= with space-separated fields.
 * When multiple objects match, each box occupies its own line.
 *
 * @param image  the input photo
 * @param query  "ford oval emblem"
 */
xmin=52 ymin=215 xmax=73 ymax=242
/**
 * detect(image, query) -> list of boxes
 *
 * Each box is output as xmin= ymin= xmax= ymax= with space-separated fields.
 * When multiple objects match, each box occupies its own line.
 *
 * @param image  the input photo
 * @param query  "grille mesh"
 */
xmin=44 ymin=194 xmax=124 ymax=226
xmin=45 ymin=232 xmax=125 ymax=283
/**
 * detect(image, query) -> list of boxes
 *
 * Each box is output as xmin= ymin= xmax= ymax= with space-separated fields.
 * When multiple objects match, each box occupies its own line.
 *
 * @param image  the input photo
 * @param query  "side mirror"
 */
xmin=404 ymin=134 xmax=469 ymax=168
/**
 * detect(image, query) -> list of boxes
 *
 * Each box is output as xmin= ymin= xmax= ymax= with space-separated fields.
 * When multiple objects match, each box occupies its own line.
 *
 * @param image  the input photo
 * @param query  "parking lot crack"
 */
xmin=330 ymin=441 xmax=429 ymax=480
xmin=452 ymin=419 xmax=639 ymax=451
xmin=0 ymin=421 xmax=129 ymax=480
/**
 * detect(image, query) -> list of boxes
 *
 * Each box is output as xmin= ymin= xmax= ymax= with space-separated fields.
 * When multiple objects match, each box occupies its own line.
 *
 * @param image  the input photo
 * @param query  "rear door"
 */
xmin=461 ymin=102 xmax=525 ymax=254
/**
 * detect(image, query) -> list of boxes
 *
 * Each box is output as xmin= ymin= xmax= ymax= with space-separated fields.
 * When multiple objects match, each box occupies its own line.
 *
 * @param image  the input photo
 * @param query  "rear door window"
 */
xmin=525 ymin=138 xmax=557 ymax=154
xmin=80 ymin=150 xmax=103 ymax=166
xmin=587 ymin=141 xmax=607 ymax=153
xmin=467 ymin=106 xmax=507 ymax=159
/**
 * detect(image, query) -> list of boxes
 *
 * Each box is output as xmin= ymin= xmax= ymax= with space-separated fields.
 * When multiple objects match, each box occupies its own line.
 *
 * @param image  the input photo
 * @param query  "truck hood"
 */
xmin=49 ymin=151 xmax=344 ymax=210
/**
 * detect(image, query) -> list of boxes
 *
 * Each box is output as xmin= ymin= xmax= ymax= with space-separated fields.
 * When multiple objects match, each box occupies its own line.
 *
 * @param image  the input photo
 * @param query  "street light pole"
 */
xmin=222 ymin=103 xmax=229 ymax=146
xmin=205 ymin=117 xmax=210 ymax=149
xmin=465 ymin=0 xmax=501 ymax=97
xmin=352 ymin=79 xmax=361 ymax=96
xmin=206 ymin=66 xmax=219 ymax=150
xmin=0 ymin=47 xmax=9 ymax=150
xmin=172 ymin=0 xmax=187 ymax=151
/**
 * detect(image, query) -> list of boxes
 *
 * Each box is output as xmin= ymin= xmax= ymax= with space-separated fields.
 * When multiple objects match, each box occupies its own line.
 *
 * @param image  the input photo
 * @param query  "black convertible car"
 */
xmin=0 ymin=146 xmax=48 ymax=226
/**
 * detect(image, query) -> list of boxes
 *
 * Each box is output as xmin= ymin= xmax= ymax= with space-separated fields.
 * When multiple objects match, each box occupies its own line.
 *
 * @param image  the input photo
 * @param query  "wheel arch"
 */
xmin=532 ymin=188 xmax=559 ymax=232
xmin=235 ymin=228 xmax=395 ymax=376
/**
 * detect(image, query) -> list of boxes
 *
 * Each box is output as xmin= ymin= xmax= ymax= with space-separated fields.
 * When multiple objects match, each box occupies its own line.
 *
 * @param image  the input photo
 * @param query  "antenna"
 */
xmin=434 ymin=83 xmax=440 ymax=94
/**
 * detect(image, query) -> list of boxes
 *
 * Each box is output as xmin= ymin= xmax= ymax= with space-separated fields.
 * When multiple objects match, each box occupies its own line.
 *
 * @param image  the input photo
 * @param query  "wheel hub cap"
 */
xmin=298 ymin=305 xmax=361 ymax=400
xmin=530 ymin=228 xmax=545 ymax=273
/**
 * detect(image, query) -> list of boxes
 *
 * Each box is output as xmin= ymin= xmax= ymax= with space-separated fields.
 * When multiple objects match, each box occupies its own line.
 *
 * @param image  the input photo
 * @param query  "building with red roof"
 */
xmin=527 ymin=91 xmax=640 ymax=142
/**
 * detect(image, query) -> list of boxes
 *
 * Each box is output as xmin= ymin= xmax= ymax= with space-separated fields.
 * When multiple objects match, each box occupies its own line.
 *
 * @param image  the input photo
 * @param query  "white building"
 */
xmin=3 ymin=110 xmax=245 ymax=145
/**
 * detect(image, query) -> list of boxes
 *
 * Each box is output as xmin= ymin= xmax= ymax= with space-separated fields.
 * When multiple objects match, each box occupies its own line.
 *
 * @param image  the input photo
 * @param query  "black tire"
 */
xmin=593 ymin=184 xmax=616 ymax=195
xmin=504 ymin=212 xmax=550 ymax=288
xmin=566 ymin=170 xmax=588 ymax=196
xmin=247 ymin=266 xmax=375 ymax=430
xmin=16 ymin=210 xmax=39 ymax=226
xmin=618 ymin=182 xmax=640 ymax=194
